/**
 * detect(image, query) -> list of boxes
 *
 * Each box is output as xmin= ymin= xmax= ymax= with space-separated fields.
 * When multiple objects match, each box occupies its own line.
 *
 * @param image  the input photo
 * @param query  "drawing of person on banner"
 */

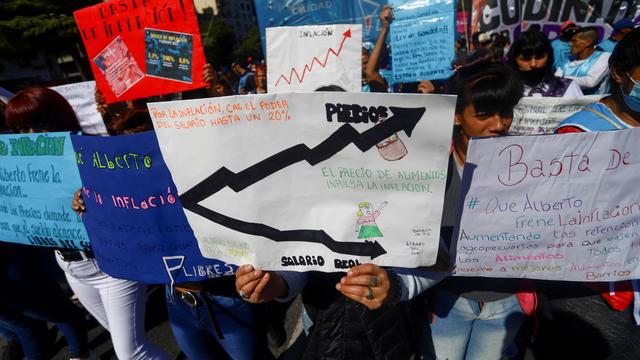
xmin=355 ymin=201 xmax=387 ymax=243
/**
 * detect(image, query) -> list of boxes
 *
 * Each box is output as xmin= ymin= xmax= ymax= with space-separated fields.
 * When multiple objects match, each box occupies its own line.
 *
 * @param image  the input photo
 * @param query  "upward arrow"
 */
xmin=180 ymin=106 xmax=426 ymax=259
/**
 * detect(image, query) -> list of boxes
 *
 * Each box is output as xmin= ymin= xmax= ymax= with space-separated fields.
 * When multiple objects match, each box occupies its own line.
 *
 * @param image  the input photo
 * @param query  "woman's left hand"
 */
xmin=336 ymin=263 xmax=393 ymax=310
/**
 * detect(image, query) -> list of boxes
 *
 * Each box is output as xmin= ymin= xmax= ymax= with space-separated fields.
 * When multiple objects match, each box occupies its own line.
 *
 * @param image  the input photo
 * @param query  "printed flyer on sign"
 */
xmin=266 ymin=24 xmax=362 ymax=93
xmin=455 ymin=128 xmax=640 ymax=282
xmin=93 ymin=36 xmax=145 ymax=97
xmin=71 ymin=132 xmax=234 ymax=284
xmin=74 ymin=0 xmax=206 ymax=103
xmin=145 ymin=29 xmax=193 ymax=83
xmin=148 ymin=92 xmax=457 ymax=271
xmin=0 ymin=132 xmax=89 ymax=250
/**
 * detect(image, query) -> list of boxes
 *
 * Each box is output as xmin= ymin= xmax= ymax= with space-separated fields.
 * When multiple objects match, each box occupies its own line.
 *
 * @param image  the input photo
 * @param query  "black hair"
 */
xmin=608 ymin=27 xmax=640 ymax=95
xmin=315 ymin=85 xmax=346 ymax=92
xmin=507 ymin=29 xmax=557 ymax=84
xmin=446 ymin=58 xmax=523 ymax=115
xmin=574 ymin=26 xmax=600 ymax=45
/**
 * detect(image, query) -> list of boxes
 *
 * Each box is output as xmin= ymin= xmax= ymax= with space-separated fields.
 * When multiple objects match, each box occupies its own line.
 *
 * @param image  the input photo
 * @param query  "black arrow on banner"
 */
xmin=180 ymin=106 xmax=426 ymax=259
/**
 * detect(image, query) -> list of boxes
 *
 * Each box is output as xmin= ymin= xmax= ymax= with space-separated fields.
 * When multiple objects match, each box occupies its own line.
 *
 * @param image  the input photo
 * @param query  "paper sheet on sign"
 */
xmin=148 ymin=92 xmax=456 ymax=271
xmin=510 ymin=95 xmax=603 ymax=135
xmin=51 ymin=81 xmax=108 ymax=136
xmin=267 ymin=25 xmax=362 ymax=93
xmin=455 ymin=128 xmax=640 ymax=281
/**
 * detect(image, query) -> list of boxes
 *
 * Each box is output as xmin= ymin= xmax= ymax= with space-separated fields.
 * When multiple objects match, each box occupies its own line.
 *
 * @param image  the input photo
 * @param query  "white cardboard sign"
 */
xmin=148 ymin=92 xmax=456 ymax=271
xmin=455 ymin=128 xmax=640 ymax=281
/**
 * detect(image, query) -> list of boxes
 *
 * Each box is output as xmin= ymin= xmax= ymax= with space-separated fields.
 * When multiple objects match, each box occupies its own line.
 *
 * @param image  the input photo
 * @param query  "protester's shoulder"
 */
xmin=595 ymin=50 xmax=611 ymax=61
xmin=555 ymin=102 xmax=614 ymax=132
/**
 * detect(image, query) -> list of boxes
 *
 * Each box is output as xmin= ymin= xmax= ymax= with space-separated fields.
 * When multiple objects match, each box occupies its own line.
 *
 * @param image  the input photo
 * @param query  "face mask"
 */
xmin=519 ymin=67 xmax=546 ymax=85
xmin=622 ymin=73 xmax=640 ymax=113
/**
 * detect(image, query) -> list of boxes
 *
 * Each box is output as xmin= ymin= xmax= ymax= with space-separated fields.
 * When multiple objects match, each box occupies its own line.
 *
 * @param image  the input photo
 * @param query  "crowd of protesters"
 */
xmin=1 ymin=4 xmax=640 ymax=360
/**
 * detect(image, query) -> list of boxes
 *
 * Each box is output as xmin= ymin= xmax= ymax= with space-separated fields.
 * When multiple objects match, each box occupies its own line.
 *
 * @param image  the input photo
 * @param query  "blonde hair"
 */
xmin=357 ymin=201 xmax=371 ymax=217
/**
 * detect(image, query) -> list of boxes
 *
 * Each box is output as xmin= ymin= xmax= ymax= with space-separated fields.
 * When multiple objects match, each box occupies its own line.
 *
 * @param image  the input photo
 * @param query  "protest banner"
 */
xmin=148 ymin=92 xmax=456 ymax=271
xmin=71 ymin=131 xmax=233 ymax=284
xmin=267 ymin=25 xmax=362 ymax=93
xmin=509 ymin=95 xmax=602 ymax=135
xmin=74 ymin=0 xmax=206 ymax=104
xmin=254 ymin=0 xmax=386 ymax=54
xmin=0 ymin=132 xmax=89 ymax=250
xmin=470 ymin=0 xmax=640 ymax=42
xmin=454 ymin=128 xmax=640 ymax=281
xmin=51 ymin=81 xmax=109 ymax=136
xmin=389 ymin=0 xmax=456 ymax=83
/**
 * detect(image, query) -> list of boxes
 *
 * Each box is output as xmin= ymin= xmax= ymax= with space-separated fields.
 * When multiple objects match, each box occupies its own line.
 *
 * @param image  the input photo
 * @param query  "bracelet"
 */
xmin=386 ymin=269 xmax=402 ymax=305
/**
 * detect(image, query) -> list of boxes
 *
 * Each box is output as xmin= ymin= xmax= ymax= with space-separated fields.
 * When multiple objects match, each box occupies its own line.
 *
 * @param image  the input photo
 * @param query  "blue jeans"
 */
xmin=428 ymin=289 xmax=525 ymax=360
xmin=165 ymin=286 xmax=268 ymax=359
xmin=0 ymin=246 xmax=88 ymax=359
xmin=0 ymin=309 xmax=49 ymax=360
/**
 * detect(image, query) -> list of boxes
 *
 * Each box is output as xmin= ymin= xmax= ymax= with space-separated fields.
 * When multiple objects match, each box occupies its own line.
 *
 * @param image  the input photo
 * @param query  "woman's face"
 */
xmin=255 ymin=70 xmax=267 ymax=90
xmin=516 ymin=52 xmax=548 ymax=71
xmin=456 ymin=103 xmax=512 ymax=151
xmin=362 ymin=204 xmax=373 ymax=216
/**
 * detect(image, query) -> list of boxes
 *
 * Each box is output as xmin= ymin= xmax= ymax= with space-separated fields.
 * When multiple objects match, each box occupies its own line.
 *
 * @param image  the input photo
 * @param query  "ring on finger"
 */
xmin=366 ymin=287 xmax=374 ymax=300
xmin=369 ymin=275 xmax=379 ymax=287
xmin=238 ymin=290 xmax=248 ymax=300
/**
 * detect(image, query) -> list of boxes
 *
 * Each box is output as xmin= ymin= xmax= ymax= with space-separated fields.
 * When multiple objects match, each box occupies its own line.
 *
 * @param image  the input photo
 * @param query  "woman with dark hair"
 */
xmin=6 ymin=87 xmax=169 ymax=360
xmin=3 ymin=88 xmax=92 ymax=360
xmin=508 ymin=29 xmax=582 ymax=97
xmin=536 ymin=29 xmax=640 ymax=359
xmin=538 ymin=28 xmax=640 ymax=359
xmin=427 ymin=60 xmax=526 ymax=360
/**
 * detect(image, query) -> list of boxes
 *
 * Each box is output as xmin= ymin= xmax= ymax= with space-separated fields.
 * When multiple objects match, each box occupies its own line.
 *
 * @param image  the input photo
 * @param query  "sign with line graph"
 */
xmin=267 ymin=24 xmax=362 ymax=93
xmin=148 ymin=92 xmax=456 ymax=271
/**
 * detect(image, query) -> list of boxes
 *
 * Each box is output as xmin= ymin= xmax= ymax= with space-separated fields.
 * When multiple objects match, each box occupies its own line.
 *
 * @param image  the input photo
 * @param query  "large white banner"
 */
xmin=51 ymin=81 xmax=108 ymax=135
xmin=455 ymin=128 xmax=640 ymax=281
xmin=266 ymin=24 xmax=362 ymax=93
xmin=510 ymin=95 xmax=603 ymax=135
xmin=148 ymin=92 xmax=456 ymax=271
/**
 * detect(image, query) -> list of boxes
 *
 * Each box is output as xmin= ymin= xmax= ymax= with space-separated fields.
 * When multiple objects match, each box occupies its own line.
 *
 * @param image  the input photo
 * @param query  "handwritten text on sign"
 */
xmin=390 ymin=0 xmax=455 ymax=83
xmin=51 ymin=81 xmax=108 ymax=135
xmin=455 ymin=128 xmax=640 ymax=281
xmin=71 ymin=132 xmax=233 ymax=284
xmin=149 ymin=92 xmax=456 ymax=271
xmin=266 ymin=24 xmax=362 ymax=93
xmin=509 ymin=95 xmax=603 ymax=136
xmin=0 ymin=133 xmax=89 ymax=249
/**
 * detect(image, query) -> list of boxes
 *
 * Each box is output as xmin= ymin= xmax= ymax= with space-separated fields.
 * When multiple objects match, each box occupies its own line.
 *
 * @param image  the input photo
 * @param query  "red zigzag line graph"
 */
xmin=275 ymin=29 xmax=352 ymax=87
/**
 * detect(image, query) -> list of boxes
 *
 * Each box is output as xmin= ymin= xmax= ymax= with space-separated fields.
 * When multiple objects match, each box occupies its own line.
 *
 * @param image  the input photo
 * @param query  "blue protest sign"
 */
xmin=390 ymin=0 xmax=455 ymax=83
xmin=253 ymin=0 xmax=387 ymax=52
xmin=0 ymin=132 xmax=89 ymax=249
xmin=71 ymin=131 xmax=234 ymax=284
